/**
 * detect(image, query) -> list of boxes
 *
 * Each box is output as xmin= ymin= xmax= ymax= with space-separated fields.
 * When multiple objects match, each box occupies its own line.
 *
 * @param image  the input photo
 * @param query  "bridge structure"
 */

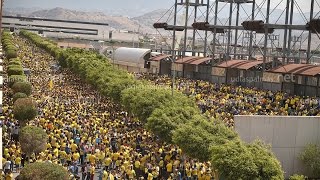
xmin=153 ymin=0 xmax=320 ymax=69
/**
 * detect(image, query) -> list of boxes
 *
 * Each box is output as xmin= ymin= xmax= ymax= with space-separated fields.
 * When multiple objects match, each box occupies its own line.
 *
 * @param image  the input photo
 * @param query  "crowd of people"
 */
xmin=1 ymin=36 xmax=215 ymax=179
xmin=137 ymin=74 xmax=320 ymax=127
xmin=2 ymin=34 xmax=320 ymax=180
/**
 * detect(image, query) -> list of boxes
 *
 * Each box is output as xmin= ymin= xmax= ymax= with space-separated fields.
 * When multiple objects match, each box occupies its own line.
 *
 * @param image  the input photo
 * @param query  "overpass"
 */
xmin=2 ymin=15 xmax=109 ymax=36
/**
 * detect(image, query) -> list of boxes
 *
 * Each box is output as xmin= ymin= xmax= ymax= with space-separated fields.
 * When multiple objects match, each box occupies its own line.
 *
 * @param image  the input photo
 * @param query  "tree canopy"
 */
xmin=19 ymin=126 xmax=47 ymax=156
xmin=18 ymin=162 xmax=69 ymax=180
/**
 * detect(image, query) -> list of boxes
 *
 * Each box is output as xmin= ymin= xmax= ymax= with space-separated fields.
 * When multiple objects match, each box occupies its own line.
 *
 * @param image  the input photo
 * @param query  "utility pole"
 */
xmin=0 ymin=0 xmax=4 ymax=43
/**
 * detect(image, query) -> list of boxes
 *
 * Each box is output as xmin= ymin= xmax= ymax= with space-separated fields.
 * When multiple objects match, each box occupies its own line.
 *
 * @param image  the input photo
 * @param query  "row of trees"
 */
xmin=20 ymin=30 xmax=284 ymax=179
xmin=2 ymin=31 xmax=69 ymax=179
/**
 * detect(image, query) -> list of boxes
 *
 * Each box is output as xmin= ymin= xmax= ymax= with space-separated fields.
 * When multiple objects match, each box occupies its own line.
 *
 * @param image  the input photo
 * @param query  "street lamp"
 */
xmin=167 ymin=54 xmax=176 ymax=96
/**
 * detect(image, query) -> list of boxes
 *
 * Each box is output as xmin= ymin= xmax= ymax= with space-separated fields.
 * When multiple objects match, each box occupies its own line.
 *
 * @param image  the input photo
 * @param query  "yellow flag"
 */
xmin=48 ymin=79 xmax=54 ymax=90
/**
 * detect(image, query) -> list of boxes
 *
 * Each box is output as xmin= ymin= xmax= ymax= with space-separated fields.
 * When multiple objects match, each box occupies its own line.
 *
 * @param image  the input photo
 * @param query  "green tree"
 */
xmin=246 ymin=140 xmax=284 ymax=179
xmin=147 ymin=102 xmax=200 ymax=143
xmin=300 ymin=144 xmax=320 ymax=178
xmin=13 ymin=98 xmax=37 ymax=126
xmin=121 ymin=85 xmax=195 ymax=123
xmin=121 ymin=85 xmax=174 ymax=123
xmin=13 ymin=92 xmax=28 ymax=103
xmin=17 ymin=162 xmax=69 ymax=180
xmin=12 ymin=81 xmax=32 ymax=96
xmin=210 ymin=140 xmax=259 ymax=180
xmin=8 ymin=58 xmax=22 ymax=66
xmin=7 ymin=66 xmax=24 ymax=76
xmin=173 ymin=116 xmax=237 ymax=161
xmin=6 ymin=49 xmax=18 ymax=59
xmin=19 ymin=126 xmax=47 ymax=156
xmin=8 ymin=75 xmax=27 ymax=87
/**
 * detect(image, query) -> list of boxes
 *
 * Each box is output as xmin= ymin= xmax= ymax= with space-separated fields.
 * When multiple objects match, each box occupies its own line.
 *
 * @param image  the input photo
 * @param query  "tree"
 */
xmin=7 ymin=66 xmax=24 ymax=76
xmin=147 ymin=102 xmax=200 ymax=143
xmin=6 ymin=49 xmax=18 ymax=59
xmin=12 ymin=81 xmax=32 ymax=96
xmin=13 ymin=92 xmax=28 ymax=103
xmin=246 ymin=140 xmax=284 ymax=179
xmin=18 ymin=162 xmax=69 ymax=180
xmin=300 ymin=144 xmax=320 ymax=178
xmin=8 ymin=58 xmax=22 ymax=65
xmin=19 ymin=126 xmax=47 ymax=156
xmin=172 ymin=116 xmax=237 ymax=161
xmin=121 ymin=85 xmax=174 ymax=123
xmin=210 ymin=140 xmax=259 ymax=180
xmin=121 ymin=85 xmax=196 ymax=123
xmin=13 ymin=98 xmax=37 ymax=126
xmin=8 ymin=75 xmax=27 ymax=87
xmin=289 ymin=174 xmax=307 ymax=180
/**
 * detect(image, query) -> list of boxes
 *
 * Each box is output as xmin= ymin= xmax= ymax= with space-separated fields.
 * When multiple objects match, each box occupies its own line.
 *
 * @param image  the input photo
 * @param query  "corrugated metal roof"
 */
xmin=269 ymin=64 xmax=320 ymax=76
xmin=216 ymin=60 xmax=265 ymax=70
xmin=236 ymin=61 xmax=264 ymax=70
xmin=189 ymin=57 xmax=212 ymax=65
xmin=114 ymin=47 xmax=151 ymax=64
xmin=175 ymin=56 xmax=200 ymax=64
xmin=216 ymin=60 xmax=248 ymax=68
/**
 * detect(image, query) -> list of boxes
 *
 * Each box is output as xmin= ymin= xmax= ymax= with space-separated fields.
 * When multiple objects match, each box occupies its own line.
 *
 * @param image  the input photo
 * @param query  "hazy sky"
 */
xmin=5 ymin=0 xmax=319 ymax=12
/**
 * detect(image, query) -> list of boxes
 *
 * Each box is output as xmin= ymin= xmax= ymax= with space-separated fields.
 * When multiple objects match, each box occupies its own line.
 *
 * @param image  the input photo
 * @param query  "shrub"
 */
xmin=8 ymin=58 xmax=22 ymax=66
xmin=12 ymin=92 xmax=28 ymax=103
xmin=13 ymin=98 xmax=37 ymax=126
xmin=7 ymin=66 xmax=24 ymax=76
xmin=146 ymin=101 xmax=200 ymax=143
xmin=6 ymin=49 xmax=18 ymax=59
xmin=300 ymin=144 xmax=320 ymax=178
xmin=289 ymin=174 xmax=307 ymax=180
xmin=8 ymin=75 xmax=27 ymax=87
xmin=19 ymin=126 xmax=47 ymax=156
xmin=18 ymin=162 xmax=69 ymax=180
xmin=12 ymin=81 xmax=32 ymax=96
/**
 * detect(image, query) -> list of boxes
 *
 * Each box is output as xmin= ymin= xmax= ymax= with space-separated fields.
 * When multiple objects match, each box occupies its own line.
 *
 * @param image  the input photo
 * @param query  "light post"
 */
xmin=0 ymin=0 xmax=3 ymax=43
xmin=167 ymin=54 xmax=176 ymax=96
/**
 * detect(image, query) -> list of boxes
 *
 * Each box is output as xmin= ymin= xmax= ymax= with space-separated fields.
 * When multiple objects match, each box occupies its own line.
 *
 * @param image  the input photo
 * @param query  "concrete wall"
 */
xmin=234 ymin=115 xmax=320 ymax=178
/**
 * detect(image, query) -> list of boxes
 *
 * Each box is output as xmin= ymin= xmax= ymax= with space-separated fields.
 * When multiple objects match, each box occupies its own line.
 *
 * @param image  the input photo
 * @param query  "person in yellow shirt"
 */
xmin=127 ymin=165 xmax=136 ymax=180
xmin=186 ymin=167 xmax=192 ymax=179
xmin=73 ymin=152 xmax=80 ymax=163
xmin=192 ymin=166 xmax=198 ymax=179
xmin=90 ymin=164 xmax=95 ymax=180
xmin=147 ymin=169 xmax=153 ymax=180
xmin=15 ymin=156 xmax=21 ymax=173
xmin=108 ymin=171 xmax=115 ymax=180
xmin=104 ymin=155 xmax=112 ymax=170
xmin=102 ymin=167 xmax=108 ymax=180
xmin=70 ymin=143 xmax=78 ymax=153
xmin=88 ymin=153 xmax=96 ymax=164
xmin=166 ymin=161 xmax=173 ymax=174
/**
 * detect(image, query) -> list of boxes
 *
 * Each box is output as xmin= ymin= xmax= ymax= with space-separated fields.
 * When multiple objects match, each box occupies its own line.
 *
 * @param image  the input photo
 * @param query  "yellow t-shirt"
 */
xmin=147 ymin=173 xmax=153 ymax=180
xmin=134 ymin=160 xmax=140 ymax=169
xmin=104 ymin=158 xmax=112 ymax=166
xmin=15 ymin=157 xmax=21 ymax=165
xmin=89 ymin=154 xmax=96 ymax=164
xmin=102 ymin=171 xmax=108 ymax=180
xmin=70 ymin=143 xmax=78 ymax=152
xmin=166 ymin=163 xmax=173 ymax=173
xmin=73 ymin=153 xmax=80 ymax=161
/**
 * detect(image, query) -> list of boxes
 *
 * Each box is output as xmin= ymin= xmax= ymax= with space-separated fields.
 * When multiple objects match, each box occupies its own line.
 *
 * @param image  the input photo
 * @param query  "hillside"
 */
xmin=4 ymin=7 xmax=155 ymax=33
